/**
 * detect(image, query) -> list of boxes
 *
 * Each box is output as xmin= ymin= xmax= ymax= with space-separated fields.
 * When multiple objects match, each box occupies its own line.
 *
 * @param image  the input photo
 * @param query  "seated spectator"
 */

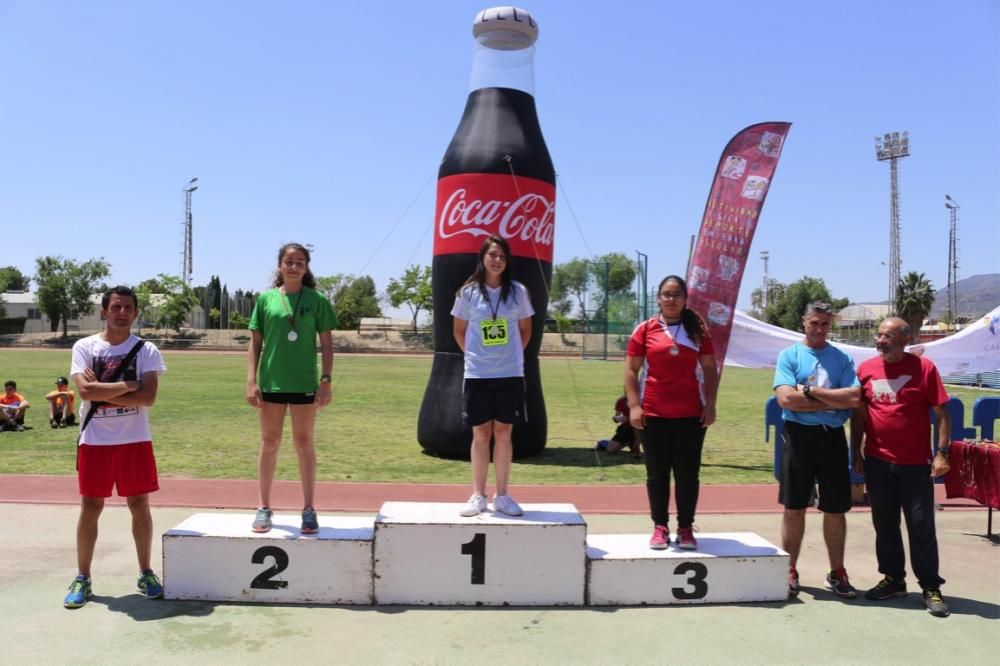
xmin=0 ymin=380 xmax=30 ymax=432
xmin=604 ymin=393 xmax=642 ymax=459
xmin=45 ymin=377 xmax=76 ymax=429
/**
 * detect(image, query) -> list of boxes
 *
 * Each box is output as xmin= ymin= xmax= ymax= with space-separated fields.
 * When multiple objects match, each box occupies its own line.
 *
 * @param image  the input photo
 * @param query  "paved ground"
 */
xmin=1 ymin=477 xmax=997 ymax=665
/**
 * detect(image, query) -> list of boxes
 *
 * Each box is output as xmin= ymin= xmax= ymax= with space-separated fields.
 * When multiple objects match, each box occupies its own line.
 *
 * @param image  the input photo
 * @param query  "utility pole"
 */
xmin=875 ymin=131 xmax=909 ymax=312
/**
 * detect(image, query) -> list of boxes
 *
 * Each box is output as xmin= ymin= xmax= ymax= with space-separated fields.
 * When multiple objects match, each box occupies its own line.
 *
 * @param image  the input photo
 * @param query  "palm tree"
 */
xmin=895 ymin=271 xmax=934 ymax=342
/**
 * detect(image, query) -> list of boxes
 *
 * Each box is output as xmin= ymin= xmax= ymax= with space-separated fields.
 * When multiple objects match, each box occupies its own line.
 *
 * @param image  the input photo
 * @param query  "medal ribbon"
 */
xmin=281 ymin=288 xmax=305 ymax=333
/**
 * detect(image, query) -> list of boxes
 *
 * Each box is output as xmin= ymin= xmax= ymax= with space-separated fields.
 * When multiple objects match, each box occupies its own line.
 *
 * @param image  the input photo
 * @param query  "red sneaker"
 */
xmin=676 ymin=526 xmax=698 ymax=550
xmin=788 ymin=567 xmax=800 ymax=598
xmin=649 ymin=524 xmax=669 ymax=550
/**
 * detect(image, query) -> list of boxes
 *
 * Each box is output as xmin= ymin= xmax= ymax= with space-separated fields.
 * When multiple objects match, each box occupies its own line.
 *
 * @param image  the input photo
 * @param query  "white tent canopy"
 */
xmin=725 ymin=306 xmax=1000 ymax=378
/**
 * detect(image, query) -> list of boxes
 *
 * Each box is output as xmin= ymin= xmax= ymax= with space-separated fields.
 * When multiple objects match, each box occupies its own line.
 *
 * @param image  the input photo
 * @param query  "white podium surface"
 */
xmin=163 ymin=512 xmax=375 ymax=604
xmin=586 ymin=532 xmax=789 ymax=605
xmin=373 ymin=501 xmax=587 ymax=606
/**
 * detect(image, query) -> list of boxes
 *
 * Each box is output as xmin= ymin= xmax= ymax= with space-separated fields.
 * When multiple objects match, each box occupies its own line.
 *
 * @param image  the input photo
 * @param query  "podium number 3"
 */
xmin=251 ymin=546 xmax=289 ymax=589
xmin=672 ymin=562 xmax=708 ymax=599
xmin=461 ymin=533 xmax=486 ymax=584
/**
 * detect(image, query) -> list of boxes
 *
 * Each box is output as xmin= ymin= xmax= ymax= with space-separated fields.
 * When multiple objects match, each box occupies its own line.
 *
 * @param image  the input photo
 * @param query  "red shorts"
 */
xmin=77 ymin=442 xmax=159 ymax=498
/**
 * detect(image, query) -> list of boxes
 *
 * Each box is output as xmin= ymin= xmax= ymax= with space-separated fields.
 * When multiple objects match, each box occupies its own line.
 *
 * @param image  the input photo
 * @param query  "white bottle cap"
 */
xmin=473 ymin=6 xmax=538 ymax=50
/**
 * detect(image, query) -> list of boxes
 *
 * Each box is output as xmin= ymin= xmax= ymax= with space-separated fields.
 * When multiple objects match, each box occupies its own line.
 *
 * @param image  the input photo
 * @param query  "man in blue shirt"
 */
xmin=773 ymin=301 xmax=861 ymax=599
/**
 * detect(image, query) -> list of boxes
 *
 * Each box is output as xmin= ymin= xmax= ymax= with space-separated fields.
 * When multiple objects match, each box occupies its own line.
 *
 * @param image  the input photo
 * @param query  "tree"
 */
xmin=550 ymin=258 xmax=589 ymax=317
xmin=154 ymin=274 xmax=200 ymax=332
xmin=209 ymin=307 xmax=221 ymax=327
xmin=34 ymin=256 xmax=110 ymax=335
xmin=750 ymin=279 xmax=787 ymax=314
xmin=386 ymin=265 xmax=433 ymax=331
xmin=0 ymin=266 xmax=30 ymax=291
xmin=135 ymin=282 xmax=154 ymax=334
xmin=315 ymin=274 xmax=383 ymax=330
xmin=896 ymin=271 xmax=935 ymax=342
xmin=597 ymin=252 xmax=637 ymax=294
xmin=551 ymin=254 xmax=636 ymax=320
xmin=230 ymin=311 xmax=249 ymax=329
xmin=761 ymin=276 xmax=848 ymax=331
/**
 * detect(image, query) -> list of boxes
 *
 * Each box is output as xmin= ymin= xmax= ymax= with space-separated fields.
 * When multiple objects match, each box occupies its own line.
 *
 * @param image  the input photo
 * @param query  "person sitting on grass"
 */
xmin=602 ymin=393 xmax=641 ymax=459
xmin=0 ymin=380 xmax=29 ymax=432
xmin=45 ymin=377 xmax=77 ymax=428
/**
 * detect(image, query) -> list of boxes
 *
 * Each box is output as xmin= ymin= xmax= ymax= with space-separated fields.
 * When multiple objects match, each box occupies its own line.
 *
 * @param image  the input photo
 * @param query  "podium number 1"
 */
xmin=250 ymin=546 xmax=289 ymax=590
xmin=461 ymin=533 xmax=486 ymax=584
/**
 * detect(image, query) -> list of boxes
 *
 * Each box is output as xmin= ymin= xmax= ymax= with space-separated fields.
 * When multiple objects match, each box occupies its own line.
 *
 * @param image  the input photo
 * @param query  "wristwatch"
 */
xmin=937 ymin=447 xmax=949 ymax=458
xmin=320 ymin=374 xmax=332 ymax=384
xmin=802 ymin=385 xmax=814 ymax=399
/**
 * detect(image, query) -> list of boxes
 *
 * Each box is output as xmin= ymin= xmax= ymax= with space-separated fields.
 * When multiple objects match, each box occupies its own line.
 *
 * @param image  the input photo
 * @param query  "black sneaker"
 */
xmin=826 ymin=567 xmax=858 ymax=599
xmin=865 ymin=575 xmax=908 ymax=600
xmin=923 ymin=588 xmax=950 ymax=617
xmin=50 ymin=419 xmax=59 ymax=429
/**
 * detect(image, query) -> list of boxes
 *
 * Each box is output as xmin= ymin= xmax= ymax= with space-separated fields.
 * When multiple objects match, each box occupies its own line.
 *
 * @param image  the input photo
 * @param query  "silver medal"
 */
xmin=287 ymin=330 xmax=299 ymax=342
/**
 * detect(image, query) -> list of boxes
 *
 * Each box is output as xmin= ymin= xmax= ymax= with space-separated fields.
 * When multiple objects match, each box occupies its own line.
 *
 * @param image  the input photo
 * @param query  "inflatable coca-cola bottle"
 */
xmin=418 ymin=6 xmax=555 ymax=458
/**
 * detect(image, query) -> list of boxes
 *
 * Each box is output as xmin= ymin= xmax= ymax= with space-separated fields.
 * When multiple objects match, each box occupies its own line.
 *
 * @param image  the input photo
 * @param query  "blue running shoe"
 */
xmin=301 ymin=507 xmax=319 ymax=534
xmin=64 ymin=575 xmax=92 ymax=609
xmin=137 ymin=570 xmax=164 ymax=599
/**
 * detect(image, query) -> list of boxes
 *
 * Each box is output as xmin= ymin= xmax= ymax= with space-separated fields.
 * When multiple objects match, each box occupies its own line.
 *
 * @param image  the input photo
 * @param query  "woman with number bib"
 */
xmin=452 ymin=235 xmax=535 ymax=517
xmin=246 ymin=243 xmax=336 ymax=535
xmin=625 ymin=275 xmax=719 ymax=551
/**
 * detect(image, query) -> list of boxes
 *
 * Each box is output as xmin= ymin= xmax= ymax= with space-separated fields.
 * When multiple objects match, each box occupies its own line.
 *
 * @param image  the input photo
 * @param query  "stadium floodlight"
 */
xmin=874 ymin=130 xmax=909 ymax=313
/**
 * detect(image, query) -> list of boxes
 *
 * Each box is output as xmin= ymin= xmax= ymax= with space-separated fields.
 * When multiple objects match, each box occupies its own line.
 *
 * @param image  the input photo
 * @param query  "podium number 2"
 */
xmin=251 ymin=546 xmax=289 ymax=590
xmin=461 ymin=533 xmax=486 ymax=585
xmin=672 ymin=562 xmax=708 ymax=599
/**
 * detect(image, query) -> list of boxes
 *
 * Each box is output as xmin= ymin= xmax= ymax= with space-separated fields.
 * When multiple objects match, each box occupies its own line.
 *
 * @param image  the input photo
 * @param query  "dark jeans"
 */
xmin=864 ymin=454 xmax=945 ymax=590
xmin=641 ymin=417 xmax=706 ymax=528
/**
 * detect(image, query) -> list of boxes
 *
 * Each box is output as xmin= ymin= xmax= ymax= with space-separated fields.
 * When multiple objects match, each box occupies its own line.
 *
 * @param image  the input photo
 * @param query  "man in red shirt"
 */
xmin=851 ymin=317 xmax=952 ymax=618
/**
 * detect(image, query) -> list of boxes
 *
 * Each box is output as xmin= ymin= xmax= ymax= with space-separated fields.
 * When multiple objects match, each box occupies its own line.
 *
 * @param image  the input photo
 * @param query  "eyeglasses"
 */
xmin=658 ymin=292 xmax=685 ymax=300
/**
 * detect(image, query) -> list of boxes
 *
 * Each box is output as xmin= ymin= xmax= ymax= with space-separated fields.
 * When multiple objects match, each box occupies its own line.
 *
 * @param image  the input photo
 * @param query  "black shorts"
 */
xmin=262 ymin=392 xmax=316 ymax=405
xmin=462 ymin=377 xmax=526 ymax=427
xmin=612 ymin=424 xmax=635 ymax=445
xmin=779 ymin=421 xmax=851 ymax=513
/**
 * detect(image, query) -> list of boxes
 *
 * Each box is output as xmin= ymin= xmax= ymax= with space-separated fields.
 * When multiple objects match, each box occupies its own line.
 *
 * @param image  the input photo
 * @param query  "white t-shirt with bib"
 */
xmin=451 ymin=281 xmax=534 ymax=379
xmin=70 ymin=333 xmax=167 ymax=446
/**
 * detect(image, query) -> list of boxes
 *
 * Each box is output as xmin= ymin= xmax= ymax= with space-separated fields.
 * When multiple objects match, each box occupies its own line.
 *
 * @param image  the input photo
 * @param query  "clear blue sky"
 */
xmin=2 ymin=0 xmax=997 ymax=319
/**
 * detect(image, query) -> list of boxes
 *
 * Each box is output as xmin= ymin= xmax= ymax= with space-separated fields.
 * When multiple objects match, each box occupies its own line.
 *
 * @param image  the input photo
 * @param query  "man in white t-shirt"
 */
xmin=63 ymin=286 xmax=167 ymax=609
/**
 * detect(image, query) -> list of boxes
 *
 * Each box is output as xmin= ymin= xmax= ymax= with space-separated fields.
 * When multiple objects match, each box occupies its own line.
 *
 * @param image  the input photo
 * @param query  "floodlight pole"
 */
xmin=759 ymin=250 xmax=770 ymax=308
xmin=875 ymin=131 xmax=909 ymax=313
xmin=945 ymin=195 xmax=959 ymax=330
xmin=182 ymin=177 xmax=199 ymax=286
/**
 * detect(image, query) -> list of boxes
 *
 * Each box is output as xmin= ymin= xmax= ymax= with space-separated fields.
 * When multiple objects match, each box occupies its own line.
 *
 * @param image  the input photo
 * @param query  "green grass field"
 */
xmin=0 ymin=350 xmax=990 ymax=485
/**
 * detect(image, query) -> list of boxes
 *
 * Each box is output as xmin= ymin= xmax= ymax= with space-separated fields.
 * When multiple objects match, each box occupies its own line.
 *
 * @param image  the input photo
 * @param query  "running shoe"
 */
xmin=252 ymin=507 xmax=273 ymax=533
xmin=301 ymin=507 xmax=319 ymax=534
xmin=137 ymin=570 xmax=163 ymax=599
xmin=865 ymin=575 xmax=908 ymax=601
xmin=63 ymin=575 xmax=92 ymax=609
xmin=649 ymin=524 xmax=669 ymax=550
xmin=459 ymin=493 xmax=488 ymax=517
xmin=50 ymin=418 xmax=59 ymax=429
xmin=676 ymin=526 xmax=698 ymax=550
xmin=788 ymin=567 xmax=800 ymax=598
xmin=923 ymin=588 xmax=950 ymax=617
xmin=493 ymin=494 xmax=523 ymax=517
xmin=826 ymin=567 xmax=858 ymax=599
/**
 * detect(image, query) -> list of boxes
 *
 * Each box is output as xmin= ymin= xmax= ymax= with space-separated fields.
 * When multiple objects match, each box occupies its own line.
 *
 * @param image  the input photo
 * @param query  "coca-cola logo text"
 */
xmin=439 ymin=189 xmax=555 ymax=246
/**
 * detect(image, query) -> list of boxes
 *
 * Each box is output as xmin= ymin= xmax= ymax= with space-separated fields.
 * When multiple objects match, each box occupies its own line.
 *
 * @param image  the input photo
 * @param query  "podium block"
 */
xmin=373 ymin=501 xmax=586 ymax=606
xmin=586 ymin=532 xmax=788 ymax=605
xmin=163 ymin=513 xmax=374 ymax=604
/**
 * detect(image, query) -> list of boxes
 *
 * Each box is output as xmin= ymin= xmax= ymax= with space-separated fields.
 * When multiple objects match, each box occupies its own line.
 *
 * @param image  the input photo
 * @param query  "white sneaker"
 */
xmin=493 ymin=494 xmax=523 ymax=516
xmin=459 ymin=493 xmax=488 ymax=517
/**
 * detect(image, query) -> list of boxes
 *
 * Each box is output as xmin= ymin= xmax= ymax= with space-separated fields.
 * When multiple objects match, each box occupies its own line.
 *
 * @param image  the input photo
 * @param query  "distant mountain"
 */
xmin=929 ymin=273 xmax=999 ymax=320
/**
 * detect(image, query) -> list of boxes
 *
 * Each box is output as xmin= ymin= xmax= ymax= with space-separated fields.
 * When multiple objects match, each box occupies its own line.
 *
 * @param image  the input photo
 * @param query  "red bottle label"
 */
xmin=434 ymin=173 xmax=555 ymax=262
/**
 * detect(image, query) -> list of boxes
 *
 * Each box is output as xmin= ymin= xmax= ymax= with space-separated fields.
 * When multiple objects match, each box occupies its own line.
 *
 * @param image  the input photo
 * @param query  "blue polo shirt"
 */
xmin=773 ymin=342 xmax=858 ymax=427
